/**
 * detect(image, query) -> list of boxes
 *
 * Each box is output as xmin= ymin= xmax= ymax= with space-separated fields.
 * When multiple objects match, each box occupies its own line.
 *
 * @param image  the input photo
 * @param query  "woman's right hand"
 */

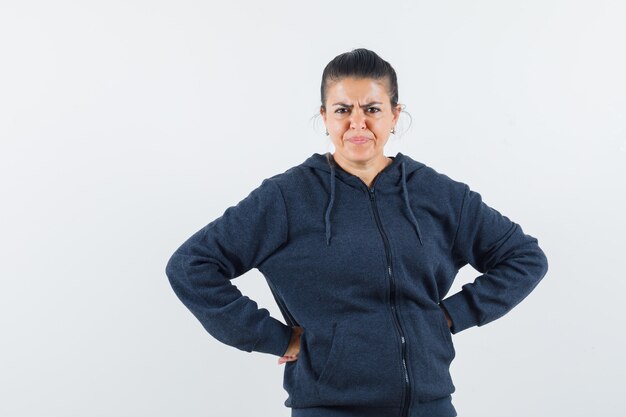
xmin=278 ymin=326 xmax=303 ymax=365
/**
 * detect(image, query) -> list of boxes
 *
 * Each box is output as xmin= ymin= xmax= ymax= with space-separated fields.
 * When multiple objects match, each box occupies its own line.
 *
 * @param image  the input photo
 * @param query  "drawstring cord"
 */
xmin=401 ymin=161 xmax=424 ymax=246
xmin=325 ymin=153 xmax=336 ymax=246
xmin=324 ymin=153 xmax=423 ymax=246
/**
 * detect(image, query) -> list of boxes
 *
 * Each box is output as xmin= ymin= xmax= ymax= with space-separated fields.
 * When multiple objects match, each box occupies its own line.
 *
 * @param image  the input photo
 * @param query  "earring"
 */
xmin=325 ymin=129 xmax=329 ymax=136
xmin=391 ymin=127 xmax=396 ymax=134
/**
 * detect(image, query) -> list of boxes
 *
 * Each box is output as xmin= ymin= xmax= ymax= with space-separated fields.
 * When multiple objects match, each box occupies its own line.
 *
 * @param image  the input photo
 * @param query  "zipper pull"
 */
xmin=402 ymin=358 xmax=409 ymax=383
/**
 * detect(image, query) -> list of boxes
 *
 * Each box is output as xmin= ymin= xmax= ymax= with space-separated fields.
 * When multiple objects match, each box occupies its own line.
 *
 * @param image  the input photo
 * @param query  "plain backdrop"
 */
xmin=1 ymin=1 xmax=624 ymax=416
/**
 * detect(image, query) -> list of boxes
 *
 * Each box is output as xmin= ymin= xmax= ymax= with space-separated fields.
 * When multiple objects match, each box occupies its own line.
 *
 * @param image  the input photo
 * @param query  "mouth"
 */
xmin=345 ymin=136 xmax=372 ymax=144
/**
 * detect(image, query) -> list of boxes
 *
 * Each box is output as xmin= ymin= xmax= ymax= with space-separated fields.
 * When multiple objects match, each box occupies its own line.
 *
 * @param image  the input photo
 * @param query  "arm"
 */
xmin=440 ymin=184 xmax=549 ymax=335
xmin=165 ymin=178 xmax=293 ymax=357
xmin=440 ymin=304 xmax=452 ymax=328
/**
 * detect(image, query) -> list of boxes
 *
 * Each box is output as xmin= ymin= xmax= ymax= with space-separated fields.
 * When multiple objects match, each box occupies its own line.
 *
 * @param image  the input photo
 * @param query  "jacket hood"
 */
xmin=301 ymin=151 xmax=426 ymax=247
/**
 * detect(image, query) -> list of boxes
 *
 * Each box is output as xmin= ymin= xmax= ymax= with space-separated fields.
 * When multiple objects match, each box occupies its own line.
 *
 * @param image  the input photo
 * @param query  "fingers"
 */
xmin=277 ymin=355 xmax=298 ymax=365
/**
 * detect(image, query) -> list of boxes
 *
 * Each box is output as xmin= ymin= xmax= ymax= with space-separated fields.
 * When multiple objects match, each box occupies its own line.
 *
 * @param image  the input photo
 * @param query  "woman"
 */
xmin=165 ymin=48 xmax=549 ymax=417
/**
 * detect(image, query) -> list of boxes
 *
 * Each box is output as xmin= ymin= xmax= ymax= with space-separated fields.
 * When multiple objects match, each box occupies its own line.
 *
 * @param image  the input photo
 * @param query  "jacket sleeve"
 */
xmin=165 ymin=178 xmax=293 ymax=357
xmin=439 ymin=184 xmax=549 ymax=335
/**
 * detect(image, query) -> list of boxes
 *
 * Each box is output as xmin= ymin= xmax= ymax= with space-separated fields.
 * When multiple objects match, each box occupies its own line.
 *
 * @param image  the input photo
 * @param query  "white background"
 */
xmin=1 ymin=1 xmax=624 ymax=416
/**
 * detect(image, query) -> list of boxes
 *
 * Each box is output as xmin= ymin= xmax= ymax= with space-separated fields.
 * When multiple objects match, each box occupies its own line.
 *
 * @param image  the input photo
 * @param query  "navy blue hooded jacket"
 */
xmin=165 ymin=151 xmax=549 ymax=414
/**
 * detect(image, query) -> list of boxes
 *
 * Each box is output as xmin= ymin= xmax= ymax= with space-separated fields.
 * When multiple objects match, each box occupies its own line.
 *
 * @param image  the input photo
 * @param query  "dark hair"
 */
xmin=320 ymin=48 xmax=399 ymax=112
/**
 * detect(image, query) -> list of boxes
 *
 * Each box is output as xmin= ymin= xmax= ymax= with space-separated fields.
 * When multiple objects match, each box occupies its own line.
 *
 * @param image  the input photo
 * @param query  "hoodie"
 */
xmin=165 ymin=151 xmax=549 ymax=416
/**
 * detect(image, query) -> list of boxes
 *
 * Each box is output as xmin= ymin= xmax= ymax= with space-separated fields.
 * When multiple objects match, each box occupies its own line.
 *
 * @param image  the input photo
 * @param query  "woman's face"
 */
xmin=321 ymin=77 xmax=401 ymax=166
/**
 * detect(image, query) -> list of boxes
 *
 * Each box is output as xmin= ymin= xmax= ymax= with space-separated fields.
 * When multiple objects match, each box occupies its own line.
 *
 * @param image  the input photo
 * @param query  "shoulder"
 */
xmin=259 ymin=154 xmax=328 ymax=192
xmin=401 ymin=154 xmax=469 ymax=199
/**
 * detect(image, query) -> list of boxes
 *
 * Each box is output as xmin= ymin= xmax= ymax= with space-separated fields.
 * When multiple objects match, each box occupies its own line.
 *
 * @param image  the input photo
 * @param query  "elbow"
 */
xmin=513 ymin=237 xmax=549 ymax=290
xmin=536 ymin=244 xmax=549 ymax=281
xmin=165 ymin=252 xmax=175 ymax=280
xmin=525 ymin=240 xmax=549 ymax=286
xmin=165 ymin=251 xmax=196 ymax=307
xmin=519 ymin=228 xmax=549 ymax=283
xmin=165 ymin=252 xmax=185 ymax=289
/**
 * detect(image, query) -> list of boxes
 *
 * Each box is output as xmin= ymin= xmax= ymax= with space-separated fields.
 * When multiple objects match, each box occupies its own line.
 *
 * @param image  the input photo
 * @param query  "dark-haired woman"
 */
xmin=165 ymin=48 xmax=549 ymax=417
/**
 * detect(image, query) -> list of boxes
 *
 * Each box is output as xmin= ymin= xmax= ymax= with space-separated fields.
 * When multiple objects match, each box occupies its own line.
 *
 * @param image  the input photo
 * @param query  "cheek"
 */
xmin=328 ymin=118 xmax=349 ymax=132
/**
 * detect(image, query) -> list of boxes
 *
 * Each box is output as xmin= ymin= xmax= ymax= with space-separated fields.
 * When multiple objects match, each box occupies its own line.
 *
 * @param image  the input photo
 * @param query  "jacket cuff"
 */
xmin=252 ymin=317 xmax=293 ymax=357
xmin=440 ymin=290 xmax=479 ymax=334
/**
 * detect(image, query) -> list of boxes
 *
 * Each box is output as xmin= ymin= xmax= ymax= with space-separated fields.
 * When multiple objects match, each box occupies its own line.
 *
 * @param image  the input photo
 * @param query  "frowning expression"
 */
xmin=321 ymin=77 xmax=401 ymax=165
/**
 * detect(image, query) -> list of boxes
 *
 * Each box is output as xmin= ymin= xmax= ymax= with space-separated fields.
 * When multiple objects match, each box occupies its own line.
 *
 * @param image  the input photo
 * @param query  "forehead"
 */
xmin=326 ymin=77 xmax=390 ymax=102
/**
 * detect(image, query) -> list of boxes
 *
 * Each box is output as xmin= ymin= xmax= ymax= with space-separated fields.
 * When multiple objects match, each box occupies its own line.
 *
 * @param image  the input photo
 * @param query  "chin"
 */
xmin=341 ymin=147 xmax=382 ymax=161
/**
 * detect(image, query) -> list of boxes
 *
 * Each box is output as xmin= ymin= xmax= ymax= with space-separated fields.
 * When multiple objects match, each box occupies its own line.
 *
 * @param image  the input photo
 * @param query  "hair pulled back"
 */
xmin=320 ymin=48 xmax=399 ymax=111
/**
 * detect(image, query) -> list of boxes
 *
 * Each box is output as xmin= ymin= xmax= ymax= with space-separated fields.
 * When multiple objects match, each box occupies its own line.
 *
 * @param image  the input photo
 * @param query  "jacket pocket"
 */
xmin=314 ymin=314 xmax=405 ymax=406
xmin=436 ymin=307 xmax=455 ymax=358
xmin=406 ymin=307 xmax=456 ymax=403
xmin=282 ymin=328 xmax=325 ymax=407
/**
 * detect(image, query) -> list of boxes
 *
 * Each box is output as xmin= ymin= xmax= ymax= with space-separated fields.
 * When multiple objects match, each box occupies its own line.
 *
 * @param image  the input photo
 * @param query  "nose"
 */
xmin=349 ymin=109 xmax=367 ymax=130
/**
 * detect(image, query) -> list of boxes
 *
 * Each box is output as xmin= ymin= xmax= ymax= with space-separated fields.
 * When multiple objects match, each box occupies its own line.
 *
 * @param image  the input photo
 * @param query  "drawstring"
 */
xmin=401 ymin=161 xmax=424 ymax=246
xmin=323 ymin=153 xmax=423 ymax=246
xmin=325 ymin=153 xmax=336 ymax=246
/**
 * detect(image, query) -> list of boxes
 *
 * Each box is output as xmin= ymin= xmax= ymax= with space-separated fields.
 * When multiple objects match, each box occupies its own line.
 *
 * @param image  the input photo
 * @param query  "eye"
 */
xmin=367 ymin=107 xmax=381 ymax=113
xmin=334 ymin=108 xmax=348 ymax=114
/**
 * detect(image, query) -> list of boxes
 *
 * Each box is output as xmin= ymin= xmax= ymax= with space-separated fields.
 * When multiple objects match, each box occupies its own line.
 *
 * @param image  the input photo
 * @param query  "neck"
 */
xmin=330 ymin=153 xmax=393 ymax=188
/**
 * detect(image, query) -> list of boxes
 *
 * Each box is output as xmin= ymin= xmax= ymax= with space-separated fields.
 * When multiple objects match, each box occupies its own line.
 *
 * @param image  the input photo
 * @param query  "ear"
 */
xmin=393 ymin=104 xmax=402 ymax=123
xmin=320 ymin=105 xmax=327 ymax=123
xmin=392 ymin=104 xmax=402 ymax=123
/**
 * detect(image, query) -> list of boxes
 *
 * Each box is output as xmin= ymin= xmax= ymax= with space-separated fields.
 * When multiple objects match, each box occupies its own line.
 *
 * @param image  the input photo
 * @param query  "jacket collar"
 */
xmin=301 ymin=152 xmax=425 ymax=247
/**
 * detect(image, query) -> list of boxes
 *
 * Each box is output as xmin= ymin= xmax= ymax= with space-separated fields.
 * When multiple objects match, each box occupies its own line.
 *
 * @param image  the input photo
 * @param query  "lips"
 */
xmin=346 ymin=136 xmax=371 ymax=144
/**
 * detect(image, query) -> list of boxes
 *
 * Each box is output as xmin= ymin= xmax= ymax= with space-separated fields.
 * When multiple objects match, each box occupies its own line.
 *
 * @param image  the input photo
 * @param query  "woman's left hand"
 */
xmin=278 ymin=326 xmax=303 ymax=365
xmin=440 ymin=306 xmax=453 ymax=329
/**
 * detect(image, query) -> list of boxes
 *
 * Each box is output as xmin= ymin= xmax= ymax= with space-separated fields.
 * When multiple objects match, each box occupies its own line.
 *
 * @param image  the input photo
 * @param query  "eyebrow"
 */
xmin=331 ymin=101 xmax=383 ymax=108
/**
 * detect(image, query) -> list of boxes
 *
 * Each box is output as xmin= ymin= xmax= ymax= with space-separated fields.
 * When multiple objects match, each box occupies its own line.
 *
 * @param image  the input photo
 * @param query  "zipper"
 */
xmin=368 ymin=186 xmax=411 ymax=417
